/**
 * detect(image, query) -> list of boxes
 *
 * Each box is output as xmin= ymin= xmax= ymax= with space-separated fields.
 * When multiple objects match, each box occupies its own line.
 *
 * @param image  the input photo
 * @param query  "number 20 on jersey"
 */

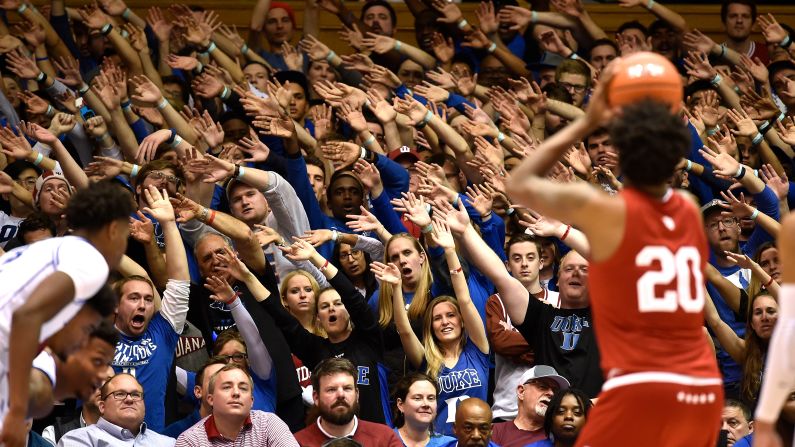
xmin=635 ymin=246 xmax=705 ymax=313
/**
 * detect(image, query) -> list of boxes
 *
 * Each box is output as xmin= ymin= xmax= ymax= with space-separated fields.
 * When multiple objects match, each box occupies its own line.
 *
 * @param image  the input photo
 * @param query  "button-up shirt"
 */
xmin=175 ymin=410 xmax=298 ymax=447
xmin=57 ymin=417 xmax=176 ymax=446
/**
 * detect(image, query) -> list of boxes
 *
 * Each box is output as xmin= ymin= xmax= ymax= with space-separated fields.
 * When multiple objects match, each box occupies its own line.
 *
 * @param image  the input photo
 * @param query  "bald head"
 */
xmin=454 ymin=398 xmax=493 ymax=447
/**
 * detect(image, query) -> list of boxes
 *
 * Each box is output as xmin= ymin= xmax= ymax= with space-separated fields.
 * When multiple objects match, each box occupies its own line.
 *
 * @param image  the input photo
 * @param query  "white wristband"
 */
xmin=157 ymin=97 xmax=168 ymax=109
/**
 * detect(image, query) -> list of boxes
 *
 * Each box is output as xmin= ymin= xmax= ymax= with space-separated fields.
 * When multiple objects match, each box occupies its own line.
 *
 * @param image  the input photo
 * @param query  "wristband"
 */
xmin=750 ymin=208 xmax=760 ymax=220
xmin=710 ymin=73 xmax=722 ymax=87
xmin=568 ymin=52 xmax=579 ymax=60
xmin=363 ymin=134 xmax=375 ymax=146
xmin=130 ymin=164 xmax=140 ymax=178
xmin=417 ymin=109 xmax=433 ymax=128
xmin=206 ymin=209 xmax=217 ymax=226
xmin=450 ymin=266 xmax=463 ymax=275
xmin=780 ymin=35 xmax=792 ymax=48
xmin=35 ymin=56 xmax=48 ymax=62
xmin=194 ymin=62 xmax=204 ymax=74
xmin=223 ymin=292 xmax=240 ymax=306
xmin=734 ymin=165 xmax=746 ymax=179
xmin=487 ymin=42 xmax=497 ymax=53
xmin=157 ymin=97 xmax=169 ymax=110
xmin=758 ymin=120 xmax=771 ymax=134
xmin=220 ymin=86 xmax=231 ymax=100
xmin=360 ymin=146 xmax=367 ymax=159
xmin=452 ymin=195 xmax=460 ymax=207
xmin=763 ymin=276 xmax=774 ymax=289
xmin=685 ymin=160 xmax=692 ymax=171
xmin=241 ymin=44 xmax=249 ymax=54
xmin=421 ymin=223 xmax=433 ymax=234
xmin=45 ymin=105 xmax=54 ymax=117
xmin=395 ymin=40 xmax=402 ymax=51
xmin=120 ymin=29 xmax=129 ymax=39
xmin=505 ymin=207 xmax=515 ymax=216
xmin=326 ymin=50 xmax=336 ymax=62
xmin=482 ymin=211 xmax=493 ymax=220
xmin=165 ymin=128 xmax=177 ymax=145
xmin=331 ymin=229 xmax=339 ymax=242
xmin=497 ymin=131 xmax=505 ymax=143
xmin=718 ymin=44 xmax=727 ymax=58
xmin=121 ymin=100 xmax=132 ymax=110
xmin=237 ymin=166 xmax=246 ymax=180
xmin=201 ymin=41 xmax=217 ymax=55
xmin=752 ymin=132 xmax=764 ymax=146
xmin=706 ymin=125 xmax=720 ymax=136
xmin=35 ymin=71 xmax=46 ymax=82
xmin=646 ymin=0 xmax=654 ymax=8
xmin=457 ymin=19 xmax=468 ymax=30
xmin=531 ymin=10 xmax=538 ymax=24
xmin=17 ymin=3 xmax=27 ymax=13
xmin=199 ymin=206 xmax=209 ymax=222
xmin=78 ymin=83 xmax=90 ymax=95
xmin=560 ymin=225 xmax=572 ymax=241
xmin=33 ymin=152 xmax=43 ymax=166
xmin=319 ymin=259 xmax=330 ymax=272
xmin=233 ymin=164 xmax=240 ymax=179
xmin=122 ymin=8 xmax=131 ymax=19
xmin=95 ymin=132 xmax=110 ymax=141
xmin=170 ymin=134 xmax=183 ymax=148
xmin=778 ymin=112 xmax=786 ymax=122
xmin=100 ymin=23 xmax=113 ymax=36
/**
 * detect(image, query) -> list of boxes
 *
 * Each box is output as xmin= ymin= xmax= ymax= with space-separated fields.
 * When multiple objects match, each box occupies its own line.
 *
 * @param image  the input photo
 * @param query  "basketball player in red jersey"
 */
xmin=504 ymin=62 xmax=723 ymax=446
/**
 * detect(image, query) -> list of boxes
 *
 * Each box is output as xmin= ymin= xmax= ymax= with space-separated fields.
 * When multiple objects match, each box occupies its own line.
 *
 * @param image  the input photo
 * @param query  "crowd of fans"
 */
xmin=0 ymin=0 xmax=793 ymax=444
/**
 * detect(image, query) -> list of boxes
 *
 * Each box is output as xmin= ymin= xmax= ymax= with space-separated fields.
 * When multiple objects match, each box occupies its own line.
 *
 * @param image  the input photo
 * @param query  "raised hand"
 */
xmin=476 ymin=0 xmax=498 ymax=34
xmin=204 ymin=275 xmax=236 ymax=303
xmin=725 ymin=108 xmax=757 ymax=138
xmin=370 ymin=261 xmax=401 ymax=285
xmin=253 ymin=224 xmax=282 ymax=247
xmin=169 ymin=192 xmax=202 ymax=223
xmin=20 ymin=121 xmax=57 ymax=145
xmin=433 ymin=198 xmax=471 ymax=236
xmin=167 ymin=54 xmax=200 ymax=71
xmin=281 ymin=42 xmax=304 ymax=71
xmin=738 ymin=54 xmax=768 ymax=84
xmin=137 ymin=128 xmax=173 ymax=163
xmin=142 ymin=185 xmax=176 ymax=223
xmin=6 ymin=49 xmax=40 ymax=80
xmin=130 ymin=75 xmax=163 ymax=107
xmin=391 ymin=192 xmax=431 ymax=227
xmin=338 ymin=101 xmax=367 ymax=133
xmin=213 ymin=246 xmax=251 ymax=282
xmin=775 ymin=116 xmax=795 ymax=146
xmin=321 ymin=141 xmax=360 ymax=169
xmin=194 ymin=110 xmax=225 ymax=149
xmin=429 ymin=217 xmax=456 ymax=249
xmin=339 ymin=24 xmax=365 ymax=51
xmin=352 ymin=159 xmax=382 ymax=191
xmin=719 ymin=188 xmax=753 ymax=219
xmin=298 ymin=34 xmax=331 ymax=61
xmin=340 ymin=53 xmax=375 ymax=73
xmin=414 ymin=81 xmax=450 ymax=103
xmin=759 ymin=163 xmax=790 ymax=200
xmin=129 ymin=211 xmax=155 ymax=244
xmin=497 ymin=5 xmax=533 ymax=32
xmin=78 ymin=2 xmax=111 ymax=29
xmin=699 ymin=146 xmax=741 ymax=179
xmin=146 ymin=7 xmax=173 ymax=42
xmin=757 ymin=13 xmax=788 ymax=45
xmin=519 ymin=210 xmax=565 ymax=237
xmin=394 ymin=96 xmax=430 ymax=125
xmin=429 ymin=32 xmax=455 ymax=64
xmin=365 ymin=89 xmax=397 ymax=123
xmin=238 ymin=130 xmax=271 ymax=162
xmin=465 ymin=184 xmax=494 ymax=218
xmin=0 ymin=126 xmax=33 ymax=159
xmin=361 ymin=32 xmax=396 ymax=54
xmin=684 ymin=51 xmax=717 ymax=81
xmin=723 ymin=250 xmax=755 ymax=270
xmin=86 ymin=156 xmax=123 ymax=180
xmin=253 ymin=115 xmax=294 ymax=138
xmin=83 ymin=116 xmax=107 ymax=138
xmin=280 ymin=237 xmax=318 ymax=262
xmin=346 ymin=206 xmax=384 ymax=233
xmin=14 ymin=20 xmax=45 ymax=48
xmin=431 ymin=0 xmax=464 ymax=24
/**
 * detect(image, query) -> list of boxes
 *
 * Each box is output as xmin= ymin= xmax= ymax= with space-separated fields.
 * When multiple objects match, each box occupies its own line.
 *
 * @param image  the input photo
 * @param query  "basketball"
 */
xmin=607 ymin=52 xmax=683 ymax=112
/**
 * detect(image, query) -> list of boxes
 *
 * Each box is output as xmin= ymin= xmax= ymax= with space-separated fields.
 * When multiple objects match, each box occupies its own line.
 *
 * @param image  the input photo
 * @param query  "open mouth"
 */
xmin=130 ymin=315 xmax=146 ymax=329
xmin=401 ymin=267 xmax=412 ymax=277
xmin=440 ymin=327 xmax=454 ymax=335
xmin=328 ymin=315 xmax=338 ymax=323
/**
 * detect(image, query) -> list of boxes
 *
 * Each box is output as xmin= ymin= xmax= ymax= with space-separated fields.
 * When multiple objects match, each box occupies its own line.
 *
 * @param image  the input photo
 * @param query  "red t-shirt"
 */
xmin=492 ymin=421 xmax=545 ymax=447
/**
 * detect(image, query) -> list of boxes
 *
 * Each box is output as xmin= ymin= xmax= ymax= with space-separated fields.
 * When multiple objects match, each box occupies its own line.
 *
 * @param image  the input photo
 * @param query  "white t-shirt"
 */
xmin=0 ymin=211 xmax=24 ymax=248
xmin=0 ymin=236 xmax=109 ymax=425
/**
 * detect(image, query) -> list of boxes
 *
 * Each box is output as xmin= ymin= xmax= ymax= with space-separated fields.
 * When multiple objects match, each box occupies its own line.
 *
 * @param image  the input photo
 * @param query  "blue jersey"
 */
xmin=112 ymin=313 xmax=179 ymax=432
xmin=434 ymin=339 xmax=490 ymax=435
xmin=393 ymin=428 xmax=455 ymax=447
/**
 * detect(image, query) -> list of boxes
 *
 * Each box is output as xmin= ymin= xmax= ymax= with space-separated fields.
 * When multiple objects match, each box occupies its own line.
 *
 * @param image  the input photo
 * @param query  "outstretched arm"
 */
xmin=372 ymin=261 xmax=425 ymax=368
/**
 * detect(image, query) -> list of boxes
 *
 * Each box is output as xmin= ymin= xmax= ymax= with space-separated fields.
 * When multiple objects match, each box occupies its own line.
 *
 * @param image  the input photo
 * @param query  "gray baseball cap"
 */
xmin=517 ymin=365 xmax=570 ymax=390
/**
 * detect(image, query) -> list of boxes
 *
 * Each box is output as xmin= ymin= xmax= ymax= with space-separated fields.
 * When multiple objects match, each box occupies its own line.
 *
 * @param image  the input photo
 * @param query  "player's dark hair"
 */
xmin=65 ymin=180 xmax=136 ymax=231
xmin=84 ymin=283 xmax=119 ymax=318
xmin=543 ymin=388 xmax=593 ymax=438
xmin=617 ymin=20 xmax=649 ymax=37
xmin=91 ymin=319 xmax=119 ymax=347
xmin=311 ymin=357 xmax=357 ymax=393
xmin=720 ymin=0 xmax=757 ymax=24
xmin=724 ymin=398 xmax=752 ymax=421
xmin=609 ymin=100 xmax=690 ymax=187
xmin=391 ymin=372 xmax=439 ymax=428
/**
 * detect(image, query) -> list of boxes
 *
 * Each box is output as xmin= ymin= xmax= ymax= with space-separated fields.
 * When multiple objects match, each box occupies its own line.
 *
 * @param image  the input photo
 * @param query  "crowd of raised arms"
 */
xmin=0 ymin=0 xmax=793 ymax=445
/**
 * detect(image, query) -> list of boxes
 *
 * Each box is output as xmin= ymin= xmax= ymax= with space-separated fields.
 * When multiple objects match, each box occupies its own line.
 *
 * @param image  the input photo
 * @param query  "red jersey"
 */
xmin=588 ymin=187 xmax=720 ymax=379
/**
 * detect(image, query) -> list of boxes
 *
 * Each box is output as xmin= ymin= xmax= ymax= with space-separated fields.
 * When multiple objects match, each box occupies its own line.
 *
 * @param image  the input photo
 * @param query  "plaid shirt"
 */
xmin=175 ymin=411 xmax=298 ymax=447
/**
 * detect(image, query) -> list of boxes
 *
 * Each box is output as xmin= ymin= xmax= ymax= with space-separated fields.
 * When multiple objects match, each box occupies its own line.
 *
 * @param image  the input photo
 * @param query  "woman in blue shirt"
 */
xmin=392 ymin=373 xmax=456 ymax=447
xmin=372 ymin=216 xmax=490 ymax=436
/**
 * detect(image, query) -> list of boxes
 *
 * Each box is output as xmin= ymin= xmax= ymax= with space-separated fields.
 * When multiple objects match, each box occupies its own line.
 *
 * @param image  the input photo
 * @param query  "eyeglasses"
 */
xmin=220 ymin=353 xmax=248 ymax=363
xmin=103 ymin=390 xmax=144 ymax=401
xmin=147 ymin=171 xmax=180 ymax=186
xmin=707 ymin=217 xmax=738 ymax=231
xmin=339 ymin=250 xmax=362 ymax=260
xmin=559 ymin=82 xmax=587 ymax=93
xmin=16 ymin=178 xmax=36 ymax=188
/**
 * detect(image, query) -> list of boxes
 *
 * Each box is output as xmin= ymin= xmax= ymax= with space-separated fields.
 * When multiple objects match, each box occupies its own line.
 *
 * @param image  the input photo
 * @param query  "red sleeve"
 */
xmin=486 ymin=295 xmax=535 ymax=364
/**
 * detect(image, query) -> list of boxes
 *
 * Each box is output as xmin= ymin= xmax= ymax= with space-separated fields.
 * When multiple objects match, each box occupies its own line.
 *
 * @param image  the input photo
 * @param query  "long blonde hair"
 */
xmin=280 ymin=270 xmax=325 ymax=337
xmin=422 ymin=296 xmax=467 ymax=379
xmin=378 ymin=233 xmax=433 ymax=328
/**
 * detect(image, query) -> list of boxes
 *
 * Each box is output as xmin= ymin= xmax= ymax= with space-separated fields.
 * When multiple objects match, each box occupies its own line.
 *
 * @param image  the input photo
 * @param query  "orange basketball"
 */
xmin=607 ymin=52 xmax=683 ymax=112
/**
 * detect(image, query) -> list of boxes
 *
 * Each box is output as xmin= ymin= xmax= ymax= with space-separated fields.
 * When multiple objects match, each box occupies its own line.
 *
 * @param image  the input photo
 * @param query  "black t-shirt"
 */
xmin=514 ymin=291 xmax=603 ymax=397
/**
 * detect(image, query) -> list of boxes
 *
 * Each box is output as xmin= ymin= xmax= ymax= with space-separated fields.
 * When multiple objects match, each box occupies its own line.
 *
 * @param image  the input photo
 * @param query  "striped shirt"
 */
xmin=175 ymin=411 xmax=299 ymax=447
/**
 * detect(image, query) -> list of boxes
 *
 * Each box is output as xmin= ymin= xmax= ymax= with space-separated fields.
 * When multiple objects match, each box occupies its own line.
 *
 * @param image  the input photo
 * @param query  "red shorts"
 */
xmin=575 ymin=373 xmax=724 ymax=447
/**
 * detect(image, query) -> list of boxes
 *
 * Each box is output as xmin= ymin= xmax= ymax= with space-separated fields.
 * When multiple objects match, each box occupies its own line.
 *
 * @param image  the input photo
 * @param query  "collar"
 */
xmin=79 ymin=412 xmax=87 ymax=428
xmin=96 ymin=417 xmax=146 ymax=440
xmin=205 ymin=414 xmax=253 ymax=441
xmin=316 ymin=416 xmax=358 ymax=439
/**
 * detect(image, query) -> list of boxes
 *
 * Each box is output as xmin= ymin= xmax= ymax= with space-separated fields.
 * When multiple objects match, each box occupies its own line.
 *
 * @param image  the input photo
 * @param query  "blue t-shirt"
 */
xmin=734 ymin=433 xmax=753 ymax=447
xmin=525 ymin=439 xmax=553 ymax=447
xmin=433 ymin=339 xmax=490 ymax=435
xmin=393 ymin=428 xmax=455 ymax=447
xmin=112 ymin=313 xmax=180 ymax=432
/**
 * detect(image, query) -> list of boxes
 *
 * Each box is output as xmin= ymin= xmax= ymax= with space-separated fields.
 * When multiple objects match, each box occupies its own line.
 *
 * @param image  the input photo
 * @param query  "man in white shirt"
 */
xmin=0 ymin=180 xmax=134 ymax=447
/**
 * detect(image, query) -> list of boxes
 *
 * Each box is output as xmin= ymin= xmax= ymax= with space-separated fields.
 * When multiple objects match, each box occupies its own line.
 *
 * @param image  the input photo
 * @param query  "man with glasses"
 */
xmin=554 ymin=60 xmax=590 ymax=108
xmin=493 ymin=365 xmax=570 ymax=447
xmin=58 ymin=373 xmax=175 ymax=446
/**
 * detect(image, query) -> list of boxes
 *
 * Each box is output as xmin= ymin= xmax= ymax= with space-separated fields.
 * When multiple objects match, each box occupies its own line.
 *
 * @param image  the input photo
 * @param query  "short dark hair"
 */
xmin=196 ymin=356 xmax=230 ymax=388
xmin=65 ymin=180 xmax=136 ymax=231
xmin=588 ymin=38 xmax=619 ymax=59
xmin=724 ymin=398 xmax=752 ymax=422
xmin=273 ymin=70 xmax=309 ymax=98
xmin=361 ymin=0 xmax=396 ymax=27
xmin=617 ymin=20 xmax=649 ymax=37
xmin=100 ymin=373 xmax=139 ymax=398
xmin=311 ymin=357 xmax=357 ymax=393
xmin=585 ymin=127 xmax=610 ymax=147
xmin=161 ymin=75 xmax=190 ymax=105
xmin=135 ymin=159 xmax=183 ymax=188
xmin=305 ymin=154 xmax=327 ymax=180
xmin=84 ymin=283 xmax=119 ymax=318
xmin=609 ymin=100 xmax=690 ymax=187
xmin=212 ymin=329 xmax=247 ymax=356
xmin=556 ymin=59 xmax=591 ymax=87
xmin=3 ymin=160 xmax=41 ymax=180
xmin=18 ymin=212 xmax=56 ymax=239
xmin=91 ymin=319 xmax=119 ymax=347
xmin=543 ymin=388 xmax=593 ymax=437
xmin=542 ymin=83 xmax=573 ymax=104
xmin=391 ymin=372 xmax=439 ymax=428
xmin=720 ymin=0 xmax=757 ymax=24
xmin=506 ymin=233 xmax=541 ymax=258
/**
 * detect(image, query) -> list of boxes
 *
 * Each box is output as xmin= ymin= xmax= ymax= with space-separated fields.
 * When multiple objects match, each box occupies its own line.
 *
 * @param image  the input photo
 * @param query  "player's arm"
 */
xmin=703 ymin=288 xmax=747 ymax=363
xmin=1 ymin=272 xmax=77 ymax=445
xmin=754 ymin=213 xmax=795 ymax=432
